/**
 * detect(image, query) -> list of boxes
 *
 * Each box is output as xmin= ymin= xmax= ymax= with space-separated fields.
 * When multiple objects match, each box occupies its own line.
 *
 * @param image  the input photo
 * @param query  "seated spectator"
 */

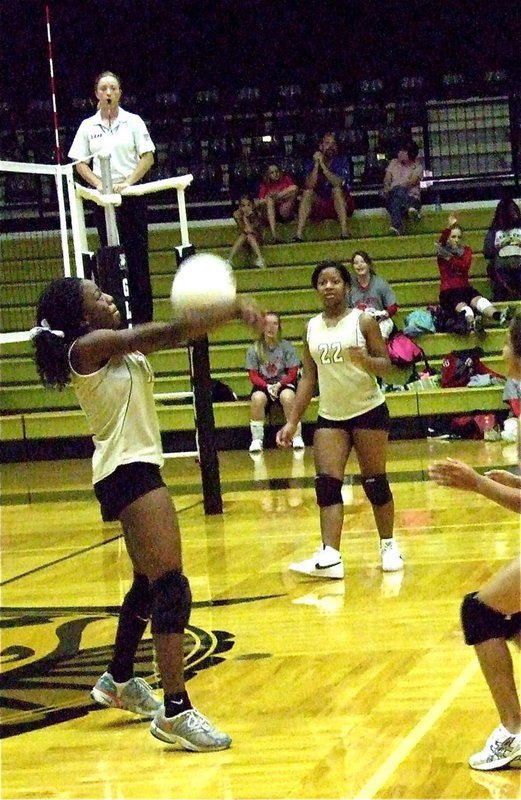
xmin=348 ymin=250 xmax=398 ymax=339
xmin=483 ymin=197 xmax=521 ymax=301
xmin=293 ymin=132 xmax=354 ymax=242
xmin=382 ymin=140 xmax=423 ymax=235
xmin=437 ymin=214 xmax=512 ymax=333
xmin=245 ymin=311 xmax=303 ymax=453
xmin=258 ymin=163 xmax=298 ymax=242
xmin=229 ymin=194 xmax=266 ymax=268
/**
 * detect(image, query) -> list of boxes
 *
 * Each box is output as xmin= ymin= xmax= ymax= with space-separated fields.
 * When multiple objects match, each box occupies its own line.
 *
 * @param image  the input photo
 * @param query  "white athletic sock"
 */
xmin=250 ymin=420 xmax=264 ymax=442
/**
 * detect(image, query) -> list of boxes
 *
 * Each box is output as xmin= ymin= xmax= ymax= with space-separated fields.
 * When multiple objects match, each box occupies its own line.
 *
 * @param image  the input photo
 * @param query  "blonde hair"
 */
xmin=254 ymin=311 xmax=281 ymax=363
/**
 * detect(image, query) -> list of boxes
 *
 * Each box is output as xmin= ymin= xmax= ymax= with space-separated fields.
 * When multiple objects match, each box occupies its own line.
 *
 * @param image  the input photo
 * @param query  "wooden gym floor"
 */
xmin=1 ymin=438 xmax=520 ymax=800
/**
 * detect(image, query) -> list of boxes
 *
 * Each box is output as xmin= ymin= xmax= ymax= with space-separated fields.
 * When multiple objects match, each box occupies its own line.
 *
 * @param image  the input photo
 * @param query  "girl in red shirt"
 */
xmin=437 ymin=215 xmax=509 ymax=332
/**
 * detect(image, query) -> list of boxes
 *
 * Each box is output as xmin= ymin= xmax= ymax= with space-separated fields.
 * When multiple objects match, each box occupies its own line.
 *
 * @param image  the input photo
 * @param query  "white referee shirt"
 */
xmin=68 ymin=107 xmax=155 ymax=183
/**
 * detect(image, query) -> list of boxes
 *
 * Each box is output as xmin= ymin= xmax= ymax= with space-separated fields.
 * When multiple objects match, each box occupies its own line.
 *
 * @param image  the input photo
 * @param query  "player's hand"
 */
xmin=236 ymin=298 xmax=265 ymax=331
xmin=276 ymin=422 xmax=296 ymax=447
xmin=447 ymin=214 xmax=458 ymax=227
xmin=484 ymin=469 xmax=521 ymax=488
xmin=347 ymin=346 xmax=367 ymax=368
xmin=267 ymin=382 xmax=280 ymax=399
xmin=428 ymin=458 xmax=479 ymax=491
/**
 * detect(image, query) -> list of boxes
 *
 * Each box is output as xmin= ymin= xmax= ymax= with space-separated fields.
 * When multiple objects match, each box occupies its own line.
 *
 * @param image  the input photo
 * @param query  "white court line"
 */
xmin=354 ymin=657 xmax=479 ymax=799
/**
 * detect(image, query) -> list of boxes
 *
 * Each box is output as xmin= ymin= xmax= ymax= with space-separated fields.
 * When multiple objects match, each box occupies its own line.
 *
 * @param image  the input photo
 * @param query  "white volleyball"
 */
xmin=170 ymin=253 xmax=236 ymax=311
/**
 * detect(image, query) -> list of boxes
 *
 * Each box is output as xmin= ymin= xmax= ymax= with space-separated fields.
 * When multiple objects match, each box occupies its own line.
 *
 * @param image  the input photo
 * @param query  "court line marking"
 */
xmin=354 ymin=657 xmax=479 ymax=799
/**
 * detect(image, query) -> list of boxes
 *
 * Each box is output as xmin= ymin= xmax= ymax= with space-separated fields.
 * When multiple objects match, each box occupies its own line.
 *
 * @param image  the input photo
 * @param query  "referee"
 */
xmin=68 ymin=70 xmax=155 ymax=324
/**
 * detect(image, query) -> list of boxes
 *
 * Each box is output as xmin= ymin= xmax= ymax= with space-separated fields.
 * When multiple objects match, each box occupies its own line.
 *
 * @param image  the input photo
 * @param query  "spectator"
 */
xmin=293 ymin=132 xmax=354 ymax=242
xmin=483 ymin=197 xmax=521 ymax=301
xmin=437 ymin=214 xmax=512 ymax=333
xmin=258 ymin=163 xmax=298 ymax=242
xmin=245 ymin=311 xmax=303 ymax=453
xmin=229 ymin=194 xmax=266 ymax=268
xmin=349 ymin=250 xmax=398 ymax=340
xmin=382 ymin=140 xmax=423 ymax=236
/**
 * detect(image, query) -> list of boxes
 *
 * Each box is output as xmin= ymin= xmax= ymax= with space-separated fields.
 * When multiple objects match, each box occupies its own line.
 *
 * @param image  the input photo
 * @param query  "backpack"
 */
xmin=428 ymin=304 xmax=468 ymax=335
xmin=440 ymin=347 xmax=504 ymax=388
xmin=211 ymin=380 xmax=238 ymax=402
xmin=387 ymin=332 xmax=430 ymax=371
xmin=403 ymin=308 xmax=436 ymax=337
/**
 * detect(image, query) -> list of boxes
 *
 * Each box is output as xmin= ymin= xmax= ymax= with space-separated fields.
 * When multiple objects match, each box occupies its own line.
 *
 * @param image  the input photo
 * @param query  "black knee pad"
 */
xmin=461 ymin=591 xmax=521 ymax=645
xmin=315 ymin=474 xmax=343 ymax=507
xmin=150 ymin=570 xmax=192 ymax=635
xmin=122 ymin=573 xmax=152 ymax=621
xmin=362 ymin=474 xmax=392 ymax=506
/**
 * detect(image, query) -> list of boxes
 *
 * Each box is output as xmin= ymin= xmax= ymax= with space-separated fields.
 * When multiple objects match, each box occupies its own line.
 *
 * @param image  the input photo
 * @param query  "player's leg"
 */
xmin=294 ymin=189 xmax=315 ymax=240
xmin=352 ymin=405 xmax=403 ymax=572
xmin=289 ymin=423 xmax=350 ymax=579
xmin=461 ymin=558 xmax=521 ymax=769
xmin=121 ymin=486 xmax=231 ymax=751
xmin=249 ymin=389 xmax=268 ymax=452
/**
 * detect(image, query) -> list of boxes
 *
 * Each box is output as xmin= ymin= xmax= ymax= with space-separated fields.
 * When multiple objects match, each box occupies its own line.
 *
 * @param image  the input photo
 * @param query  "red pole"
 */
xmin=45 ymin=5 xmax=61 ymax=164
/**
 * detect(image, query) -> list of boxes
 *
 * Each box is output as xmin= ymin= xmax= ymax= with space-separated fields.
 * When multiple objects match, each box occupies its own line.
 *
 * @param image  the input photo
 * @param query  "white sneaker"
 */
xmin=469 ymin=724 xmax=521 ymax=771
xmin=292 ymin=435 xmax=305 ymax=450
xmin=249 ymin=438 xmax=263 ymax=453
xmin=289 ymin=544 xmax=344 ymax=579
xmin=380 ymin=539 xmax=404 ymax=572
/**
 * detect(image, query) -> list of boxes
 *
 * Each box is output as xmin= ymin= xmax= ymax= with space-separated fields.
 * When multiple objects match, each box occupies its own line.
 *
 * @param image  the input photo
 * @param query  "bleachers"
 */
xmin=0 ymin=205 xmax=517 ymax=459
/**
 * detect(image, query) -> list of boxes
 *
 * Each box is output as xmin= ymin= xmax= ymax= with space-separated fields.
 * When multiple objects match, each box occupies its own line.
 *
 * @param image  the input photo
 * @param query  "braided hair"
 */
xmin=32 ymin=277 xmax=87 ymax=389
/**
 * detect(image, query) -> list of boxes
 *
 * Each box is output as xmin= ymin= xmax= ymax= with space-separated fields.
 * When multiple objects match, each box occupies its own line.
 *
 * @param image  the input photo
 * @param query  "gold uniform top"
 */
xmin=70 ymin=349 xmax=164 ymax=485
xmin=306 ymin=308 xmax=384 ymax=421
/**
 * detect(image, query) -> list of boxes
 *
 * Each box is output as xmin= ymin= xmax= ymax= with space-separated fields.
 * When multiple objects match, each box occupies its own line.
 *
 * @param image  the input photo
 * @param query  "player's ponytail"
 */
xmin=31 ymin=277 xmax=87 ymax=389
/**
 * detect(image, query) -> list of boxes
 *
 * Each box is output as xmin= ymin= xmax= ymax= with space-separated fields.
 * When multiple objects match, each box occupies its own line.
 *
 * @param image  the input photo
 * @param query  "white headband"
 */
xmin=28 ymin=319 xmax=65 ymax=340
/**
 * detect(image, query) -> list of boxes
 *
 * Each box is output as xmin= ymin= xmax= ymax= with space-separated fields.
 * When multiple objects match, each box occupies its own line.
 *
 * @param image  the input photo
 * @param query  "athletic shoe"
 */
xmin=91 ymin=672 xmax=161 ymax=718
xmin=254 ymin=257 xmax=266 ymax=268
xmin=289 ymin=544 xmax=344 ymax=579
xmin=292 ymin=435 xmax=305 ymax=450
xmin=408 ymin=207 xmax=421 ymax=221
xmin=380 ymin=539 xmax=404 ymax=572
xmin=340 ymin=231 xmax=353 ymax=240
xmin=469 ymin=724 xmax=521 ymax=771
xmin=389 ymin=226 xmax=400 ymax=236
xmin=150 ymin=706 xmax=232 ymax=752
xmin=292 ymin=235 xmax=304 ymax=243
xmin=473 ymin=315 xmax=486 ymax=335
xmin=500 ymin=305 xmax=515 ymax=326
xmin=249 ymin=438 xmax=263 ymax=453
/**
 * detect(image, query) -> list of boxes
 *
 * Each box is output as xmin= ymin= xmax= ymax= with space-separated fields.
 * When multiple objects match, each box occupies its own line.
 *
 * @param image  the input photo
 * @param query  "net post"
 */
xmin=174 ymin=245 xmax=223 ymax=515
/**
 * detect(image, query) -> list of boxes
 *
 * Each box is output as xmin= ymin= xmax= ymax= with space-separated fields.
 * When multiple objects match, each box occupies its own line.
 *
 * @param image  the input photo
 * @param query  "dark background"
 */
xmin=1 ymin=0 xmax=520 ymax=113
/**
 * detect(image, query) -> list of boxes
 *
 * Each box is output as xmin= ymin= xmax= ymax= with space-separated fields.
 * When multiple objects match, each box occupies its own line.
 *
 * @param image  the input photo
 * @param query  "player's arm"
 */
xmin=72 ymin=299 xmax=263 ymax=372
xmin=114 ymin=151 xmax=154 ymax=192
xmin=351 ymin=314 xmax=392 ymax=377
xmin=429 ymin=458 xmax=521 ymax=514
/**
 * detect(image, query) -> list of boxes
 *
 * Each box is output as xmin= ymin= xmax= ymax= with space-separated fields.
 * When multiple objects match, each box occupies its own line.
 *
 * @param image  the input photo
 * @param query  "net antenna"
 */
xmin=45 ymin=5 xmax=62 ymax=165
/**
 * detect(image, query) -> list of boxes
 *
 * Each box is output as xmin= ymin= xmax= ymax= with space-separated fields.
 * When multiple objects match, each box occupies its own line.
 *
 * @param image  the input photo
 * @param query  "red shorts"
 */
xmin=310 ymin=191 xmax=355 ymax=221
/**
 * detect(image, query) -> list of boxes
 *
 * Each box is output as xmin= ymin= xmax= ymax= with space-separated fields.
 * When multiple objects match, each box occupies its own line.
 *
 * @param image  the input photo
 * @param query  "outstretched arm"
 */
xmin=72 ymin=298 xmax=264 ymax=374
xmin=428 ymin=458 xmax=521 ymax=514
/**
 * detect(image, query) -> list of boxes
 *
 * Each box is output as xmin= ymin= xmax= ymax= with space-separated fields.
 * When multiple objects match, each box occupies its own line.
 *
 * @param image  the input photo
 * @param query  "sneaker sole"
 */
xmin=289 ymin=563 xmax=344 ymax=580
xmin=91 ymin=687 xmax=158 ymax=718
xmin=150 ymin=720 xmax=231 ymax=752
xmin=470 ymin=751 xmax=521 ymax=771
xmin=381 ymin=561 xmax=404 ymax=573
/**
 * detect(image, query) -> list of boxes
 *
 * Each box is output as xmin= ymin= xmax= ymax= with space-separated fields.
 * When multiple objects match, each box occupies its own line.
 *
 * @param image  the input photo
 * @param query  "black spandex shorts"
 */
xmin=440 ymin=286 xmax=480 ymax=313
xmin=316 ymin=402 xmax=390 ymax=434
xmin=94 ymin=462 xmax=166 ymax=522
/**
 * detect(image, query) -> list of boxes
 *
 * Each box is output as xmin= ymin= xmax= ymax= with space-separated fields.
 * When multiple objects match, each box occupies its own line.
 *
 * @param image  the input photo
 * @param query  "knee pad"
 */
xmin=362 ymin=474 xmax=392 ymax=506
xmin=150 ymin=570 xmax=192 ymax=635
xmin=461 ymin=591 xmax=520 ymax=645
xmin=122 ymin=573 xmax=152 ymax=621
xmin=315 ymin=474 xmax=343 ymax=507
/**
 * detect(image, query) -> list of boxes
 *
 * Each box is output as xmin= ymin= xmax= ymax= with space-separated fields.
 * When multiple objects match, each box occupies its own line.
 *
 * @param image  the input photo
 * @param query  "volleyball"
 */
xmin=171 ymin=253 xmax=236 ymax=311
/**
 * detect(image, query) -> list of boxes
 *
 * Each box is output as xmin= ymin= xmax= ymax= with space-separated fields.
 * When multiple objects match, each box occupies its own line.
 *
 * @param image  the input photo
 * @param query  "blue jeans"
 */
xmin=386 ymin=186 xmax=421 ymax=231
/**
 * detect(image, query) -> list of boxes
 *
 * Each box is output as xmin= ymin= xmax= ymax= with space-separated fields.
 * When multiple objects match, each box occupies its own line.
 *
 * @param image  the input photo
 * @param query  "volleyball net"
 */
xmin=1 ymin=158 xmax=223 ymax=513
